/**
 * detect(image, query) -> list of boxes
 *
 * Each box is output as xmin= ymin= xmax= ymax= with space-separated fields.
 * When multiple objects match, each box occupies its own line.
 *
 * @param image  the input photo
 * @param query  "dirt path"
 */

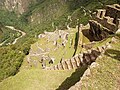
xmin=5 ymin=26 xmax=26 ymax=44
xmin=0 ymin=40 xmax=7 ymax=46
xmin=0 ymin=26 xmax=26 ymax=46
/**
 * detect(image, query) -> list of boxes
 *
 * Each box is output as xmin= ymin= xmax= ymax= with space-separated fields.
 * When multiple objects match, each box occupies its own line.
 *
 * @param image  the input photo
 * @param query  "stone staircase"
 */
xmin=45 ymin=42 xmax=109 ymax=70
xmin=68 ymin=41 xmax=112 ymax=90
xmin=65 ymin=4 xmax=120 ymax=90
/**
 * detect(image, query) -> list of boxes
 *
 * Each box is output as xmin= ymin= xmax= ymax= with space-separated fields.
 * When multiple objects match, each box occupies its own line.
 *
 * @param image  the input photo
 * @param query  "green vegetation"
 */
xmin=27 ymin=28 xmax=90 ymax=67
xmin=0 ymin=69 xmax=74 ymax=90
xmin=0 ymin=26 xmax=21 ymax=45
xmin=0 ymin=9 xmax=26 ymax=28
xmin=80 ymin=39 xmax=120 ymax=90
xmin=0 ymin=0 xmax=119 ymax=86
xmin=0 ymin=65 xmax=88 ymax=90
xmin=0 ymin=46 xmax=24 ymax=81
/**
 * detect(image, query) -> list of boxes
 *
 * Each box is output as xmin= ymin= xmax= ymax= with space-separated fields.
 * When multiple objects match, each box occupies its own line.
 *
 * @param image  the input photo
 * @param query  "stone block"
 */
xmin=71 ymin=58 xmax=78 ymax=69
xmin=79 ymin=53 xmax=83 ymax=58
xmin=96 ymin=9 xmax=106 ymax=18
xmin=74 ymin=55 xmax=81 ymax=67
xmin=62 ymin=61 xmax=68 ymax=69
xmin=45 ymin=67 xmax=50 ymax=70
xmin=80 ymin=56 xmax=85 ymax=66
xmin=89 ymin=53 xmax=96 ymax=62
xmin=58 ymin=63 xmax=64 ymax=70
xmin=96 ymin=10 xmax=102 ymax=18
xmin=97 ymin=47 xmax=104 ymax=52
xmin=101 ymin=45 xmax=106 ymax=50
xmin=84 ymin=54 xmax=91 ymax=65
xmin=87 ymin=50 xmax=92 ymax=54
xmin=51 ymin=66 xmax=55 ymax=70
xmin=78 ymin=56 xmax=82 ymax=66
xmin=54 ymin=65 xmax=59 ymax=70
xmin=92 ymin=50 xmax=100 ymax=57
xmin=66 ymin=59 xmax=73 ymax=70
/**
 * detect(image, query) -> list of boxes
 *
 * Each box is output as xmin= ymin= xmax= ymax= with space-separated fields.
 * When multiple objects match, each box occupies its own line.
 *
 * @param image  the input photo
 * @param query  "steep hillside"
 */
xmin=69 ymin=37 xmax=120 ymax=90
xmin=0 ymin=0 xmax=120 ymax=87
xmin=0 ymin=0 xmax=35 ymax=15
xmin=22 ymin=0 xmax=119 ymax=35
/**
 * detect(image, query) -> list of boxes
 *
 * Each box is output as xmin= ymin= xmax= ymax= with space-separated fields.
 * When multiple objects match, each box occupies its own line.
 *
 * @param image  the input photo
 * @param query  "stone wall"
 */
xmin=95 ymin=16 xmax=117 ymax=32
xmin=68 ymin=41 xmax=112 ymax=90
xmin=105 ymin=4 xmax=120 ymax=19
xmin=45 ymin=44 xmax=108 ymax=70
xmin=89 ymin=4 xmax=120 ymax=40
xmin=89 ymin=20 xmax=111 ymax=41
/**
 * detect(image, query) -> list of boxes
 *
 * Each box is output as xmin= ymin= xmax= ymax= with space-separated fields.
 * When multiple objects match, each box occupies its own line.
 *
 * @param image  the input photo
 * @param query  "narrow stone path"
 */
xmin=68 ymin=42 xmax=112 ymax=90
xmin=45 ymin=43 xmax=108 ymax=70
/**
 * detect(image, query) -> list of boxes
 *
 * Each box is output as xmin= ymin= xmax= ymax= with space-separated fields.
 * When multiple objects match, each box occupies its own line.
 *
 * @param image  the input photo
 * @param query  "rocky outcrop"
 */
xmin=0 ymin=0 xmax=35 ymax=15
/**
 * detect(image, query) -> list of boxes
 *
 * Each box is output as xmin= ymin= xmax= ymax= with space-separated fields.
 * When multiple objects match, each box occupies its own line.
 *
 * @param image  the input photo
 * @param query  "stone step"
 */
xmin=83 ymin=53 xmax=91 ymax=65
xmin=71 ymin=58 xmax=78 ymax=69
xmin=96 ymin=46 xmax=104 ymax=52
xmin=66 ymin=59 xmax=73 ymax=70
xmin=78 ymin=54 xmax=85 ymax=66
xmin=61 ymin=60 xmax=69 ymax=70
xmin=74 ymin=55 xmax=81 ymax=67
xmin=54 ymin=65 xmax=59 ymax=70
xmin=58 ymin=63 xmax=64 ymax=70
xmin=89 ymin=53 xmax=96 ymax=62
xmin=91 ymin=49 xmax=100 ymax=57
xmin=45 ymin=43 xmax=109 ymax=71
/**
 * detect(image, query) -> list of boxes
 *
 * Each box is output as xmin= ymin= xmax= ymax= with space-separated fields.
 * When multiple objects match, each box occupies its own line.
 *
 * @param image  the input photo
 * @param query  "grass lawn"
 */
xmin=93 ymin=37 xmax=112 ymax=48
xmin=0 ymin=69 xmax=75 ymax=90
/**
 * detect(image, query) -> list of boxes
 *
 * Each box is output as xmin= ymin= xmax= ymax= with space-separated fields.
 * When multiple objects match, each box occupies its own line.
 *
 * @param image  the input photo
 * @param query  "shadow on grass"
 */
xmin=82 ymin=29 xmax=95 ymax=42
xmin=73 ymin=32 xmax=79 ymax=56
xmin=105 ymin=49 xmax=120 ymax=61
xmin=56 ymin=65 xmax=88 ymax=90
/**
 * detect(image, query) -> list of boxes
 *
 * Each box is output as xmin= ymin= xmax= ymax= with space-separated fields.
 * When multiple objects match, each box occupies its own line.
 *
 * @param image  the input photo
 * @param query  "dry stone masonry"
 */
xmin=68 ymin=4 xmax=120 ymax=89
xmin=45 ymin=44 xmax=108 ymax=70
xmin=44 ymin=4 xmax=120 ymax=71
xmin=27 ymin=4 xmax=119 ymax=70
xmin=68 ymin=41 xmax=112 ymax=90
xmin=89 ymin=4 xmax=120 ymax=41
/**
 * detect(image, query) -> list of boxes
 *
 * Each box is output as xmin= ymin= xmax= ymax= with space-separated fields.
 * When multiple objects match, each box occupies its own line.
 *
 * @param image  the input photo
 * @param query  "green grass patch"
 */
xmin=0 ymin=69 xmax=75 ymax=90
